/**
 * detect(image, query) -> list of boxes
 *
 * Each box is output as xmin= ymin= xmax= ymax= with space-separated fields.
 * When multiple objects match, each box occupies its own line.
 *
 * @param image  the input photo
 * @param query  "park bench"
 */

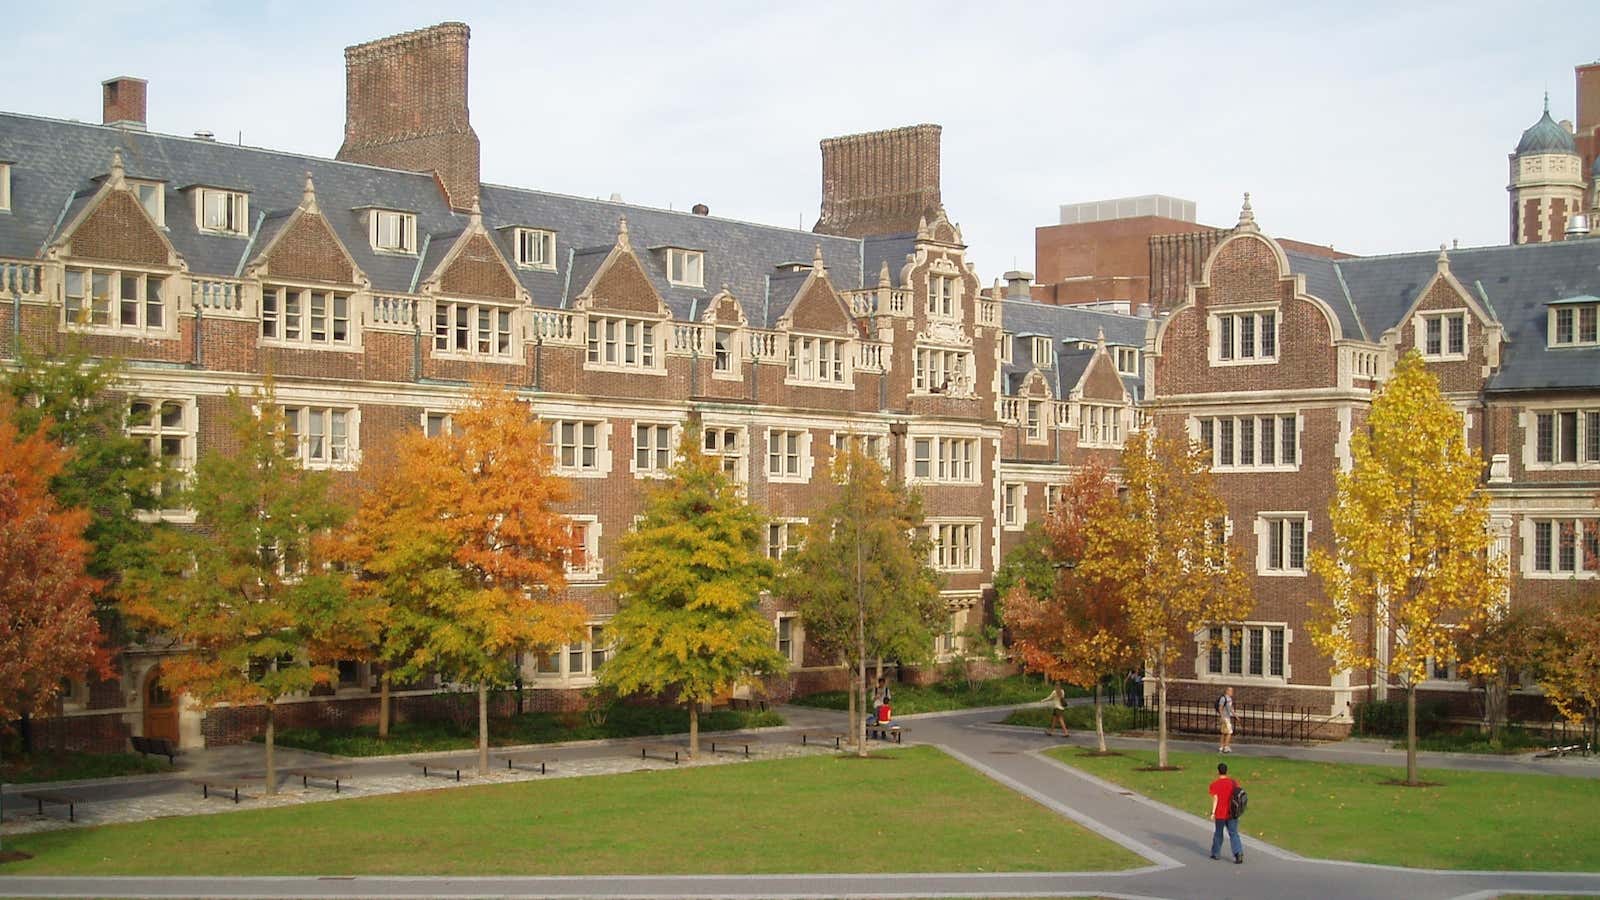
xmin=493 ymin=755 xmax=552 ymax=774
xmin=640 ymin=744 xmax=682 ymax=764
xmin=708 ymin=737 xmax=760 ymax=757
xmin=190 ymin=777 xmax=257 ymax=803
xmin=409 ymin=760 xmax=468 ymax=782
xmin=130 ymin=735 xmax=178 ymax=764
xmin=283 ymin=768 xmax=350 ymax=793
xmin=865 ymin=723 xmax=907 ymax=743
xmin=17 ymin=790 xmax=76 ymax=822
xmin=799 ymin=731 xmax=848 ymax=749
xmin=728 ymin=696 xmax=769 ymax=712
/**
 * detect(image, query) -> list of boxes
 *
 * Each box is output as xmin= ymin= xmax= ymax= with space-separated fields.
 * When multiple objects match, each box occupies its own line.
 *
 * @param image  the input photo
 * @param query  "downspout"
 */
xmin=411 ymin=320 xmax=421 ymax=382
xmin=11 ymin=287 xmax=21 ymax=359
xmin=534 ymin=335 xmax=543 ymax=391
xmin=193 ymin=305 xmax=204 ymax=369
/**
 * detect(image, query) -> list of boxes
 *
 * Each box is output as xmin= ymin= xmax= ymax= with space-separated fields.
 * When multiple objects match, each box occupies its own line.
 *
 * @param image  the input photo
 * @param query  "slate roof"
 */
xmin=862 ymin=233 xmax=916 ymax=288
xmin=1515 ymin=104 xmax=1577 ymax=156
xmin=0 ymin=113 xmax=862 ymax=321
xmin=997 ymin=300 xmax=1149 ymax=400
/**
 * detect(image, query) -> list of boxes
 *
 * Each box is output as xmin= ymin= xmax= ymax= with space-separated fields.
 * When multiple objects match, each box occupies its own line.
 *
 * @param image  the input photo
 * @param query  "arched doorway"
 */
xmin=142 ymin=665 xmax=179 ymax=744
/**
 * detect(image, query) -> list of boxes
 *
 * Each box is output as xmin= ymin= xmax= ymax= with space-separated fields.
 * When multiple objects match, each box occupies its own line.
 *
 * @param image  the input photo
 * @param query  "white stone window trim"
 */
xmin=368 ymin=209 xmax=417 ymax=255
xmin=564 ymin=514 xmax=603 ymax=581
xmin=765 ymin=427 xmax=814 ymax=484
xmin=260 ymin=282 xmax=362 ymax=352
xmin=1077 ymin=402 xmax=1125 ymax=449
xmin=700 ymin=422 xmax=749 ymax=484
xmin=1413 ymin=307 xmax=1470 ymax=361
xmin=1024 ymin=399 xmax=1047 ymax=444
xmin=1547 ymin=302 xmax=1600 ymax=349
xmin=927 ymin=271 xmax=960 ymax=320
xmin=195 ymin=187 xmax=249 ymax=236
xmin=1001 ymin=482 xmax=1027 ymax=531
xmin=1191 ymin=412 xmax=1302 ymax=472
xmin=128 ymin=396 xmax=197 ymax=524
xmin=1255 ymin=511 xmax=1310 ymax=576
xmin=431 ymin=299 xmax=521 ymax=364
xmin=765 ymin=517 xmax=807 ymax=561
xmin=1208 ymin=306 xmax=1279 ymax=367
xmin=1520 ymin=514 xmax=1600 ymax=580
xmin=774 ymin=612 xmax=802 ymax=664
xmin=422 ymin=409 xmax=456 ymax=438
xmin=585 ymin=314 xmax=665 ymax=375
xmin=784 ymin=333 xmax=851 ymax=389
xmin=513 ymin=227 xmax=557 ymax=270
xmin=712 ymin=326 xmax=742 ymax=380
xmin=546 ymin=418 xmax=613 ymax=478
xmin=1029 ymin=335 xmax=1055 ymax=369
xmin=1522 ymin=405 xmax=1600 ymax=471
xmin=999 ymin=331 xmax=1014 ymax=364
xmin=61 ymin=264 xmax=177 ymax=338
xmin=629 ymin=420 xmax=679 ymax=479
xmin=925 ymin=517 xmax=983 ymax=572
xmin=280 ymin=404 xmax=361 ymax=471
xmin=910 ymin=345 xmax=975 ymax=397
xmin=0 ymin=162 xmax=10 ymax=212
xmin=530 ymin=619 xmax=613 ymax=685
xmin=666 ymin=248 xmax=705 ymax=287
xmin=1193 ymin=621 xmax=1292 ymax=684
xmin=907 ymin=434 xmax=981 ymax=485
xmin=130 ymin=179 xmax=165 ymax=227
xmin=1114 ymin=345 xmax=1140 ymax=376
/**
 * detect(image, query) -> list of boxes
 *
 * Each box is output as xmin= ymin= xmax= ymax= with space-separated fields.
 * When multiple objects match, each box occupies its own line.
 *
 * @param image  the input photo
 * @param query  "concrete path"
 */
xmin=4 ymin=705 xmax=1600 ymax=899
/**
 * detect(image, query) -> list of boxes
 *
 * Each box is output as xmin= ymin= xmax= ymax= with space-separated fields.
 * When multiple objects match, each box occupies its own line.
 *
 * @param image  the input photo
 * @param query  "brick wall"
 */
xmin=68 ymin=190 xmax=169 ymax=266
xmin=814 ymin=125 xmax=942 ymax=238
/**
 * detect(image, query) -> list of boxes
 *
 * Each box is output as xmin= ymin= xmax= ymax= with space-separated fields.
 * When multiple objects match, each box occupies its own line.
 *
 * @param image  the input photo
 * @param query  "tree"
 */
xmin=1457 ymin=603 xmax=1547 ymax=737
xmin=1077 ymin=430 xmax=1250 ymax=769
xmin=0 ymin=399 xmax=110 ymax=736
xmin=776 ymin=444 xmax=944 ymax=756
xmin=1537 ymin=588 xmax=1600 ymax=754
xmin=1308 ymin=351 xmax=1507 ymax=786
xmin=992 ymin=520 xmax=1055 ymax=609
xmin=600 ymin=426 xmax=787 ymax=757
xmin=338 ymin=383 xmax=586 ymax=773
xmin=119 ymin=388 xmax=367 ymax=794
xmin=1002 ymin=463 xmax=1138 ymax=752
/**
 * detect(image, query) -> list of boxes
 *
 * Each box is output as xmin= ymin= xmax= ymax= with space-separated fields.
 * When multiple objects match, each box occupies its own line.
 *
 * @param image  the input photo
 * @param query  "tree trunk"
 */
xmin=1156 ymin=663 xmax=1170 ymax=769
xmin=52 ymin=694 xmax=66 ymax=757
xmin=477 ymin=684 xmax=490 ymax=775
xmin=1094 ymin=683 xmax=1108 ymax=753
xmin=689 ymin=702 xmax=699 ymax=758
xmin=846 ymin=658 xmax=859 ymax=754
xmin=264 ymin=701 xmax=277 ymax=796
xmin=1405 ymin=682 xmax=1418 ymax=786
xmin=19 ymin=711 xmax=32 ymax=755
xmin=378 ymin=673 xmax=391 ymax=740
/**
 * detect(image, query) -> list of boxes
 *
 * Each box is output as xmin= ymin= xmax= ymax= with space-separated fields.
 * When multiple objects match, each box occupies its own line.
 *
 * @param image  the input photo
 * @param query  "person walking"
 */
xmin=1209 ymin=761 xmax=1244 ymax=864
xmin=1216 ymin=685 xmax=1236 ymax=753
xmin=1041 ymin=683 xmax=1069 ymax=737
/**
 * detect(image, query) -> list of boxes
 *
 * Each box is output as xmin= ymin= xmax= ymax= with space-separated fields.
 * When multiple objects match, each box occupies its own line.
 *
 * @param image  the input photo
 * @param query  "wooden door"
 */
xmin=142 ymin=666 xmax=179 ymax=743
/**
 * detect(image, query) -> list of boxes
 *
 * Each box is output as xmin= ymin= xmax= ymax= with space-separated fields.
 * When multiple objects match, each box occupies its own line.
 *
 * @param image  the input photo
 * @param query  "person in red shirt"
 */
xmin=1208 ymin=762 xmax=1243 ymax=863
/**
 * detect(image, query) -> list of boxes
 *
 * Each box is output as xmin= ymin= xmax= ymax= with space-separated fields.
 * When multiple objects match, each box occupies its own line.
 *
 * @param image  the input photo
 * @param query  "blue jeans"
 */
xmin=1211 ymin=817 xmax=1242 ymax=858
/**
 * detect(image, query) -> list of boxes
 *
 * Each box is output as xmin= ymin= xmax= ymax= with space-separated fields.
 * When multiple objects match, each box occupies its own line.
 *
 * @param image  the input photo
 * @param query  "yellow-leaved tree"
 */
xmin=1309 ymin=351 xmax=1507 ymax=786
xmin=1075 ymin=430 xmax=1250 ymax=768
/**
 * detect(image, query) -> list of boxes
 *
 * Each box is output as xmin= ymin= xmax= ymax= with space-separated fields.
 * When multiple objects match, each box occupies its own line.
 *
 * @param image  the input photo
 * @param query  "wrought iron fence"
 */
xmin=1123 ymin=698 xmax=1327 ymax=743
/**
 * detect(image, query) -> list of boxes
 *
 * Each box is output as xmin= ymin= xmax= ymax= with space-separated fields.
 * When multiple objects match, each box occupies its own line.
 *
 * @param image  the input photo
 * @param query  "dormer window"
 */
xmin=131 ymin=180 xmax=164 ymax=226
xmin=1418 ymin=311 xmax=1467 ymax=359
xmin=1115 ymin=346 xmax=1139 ymax=375
xmin=0 ymin=162 xmax=11 ymax=212
xmin=667 ymin=249 xmax=704 ymax=287
xmin=514 ymin=228 xmax=556 ymax=269
xmin=999 ymin=331 xmax=1013 ymax=364
xmin=1550 ymin=298 xmax=1599 ymax=348
xmin=1031 ymin=336 xmax=1054 ymax=368
xmin=371 ymin=209 xmax=416 ymax=254
xmin=196 ymin=187 xmax=248 ymax=235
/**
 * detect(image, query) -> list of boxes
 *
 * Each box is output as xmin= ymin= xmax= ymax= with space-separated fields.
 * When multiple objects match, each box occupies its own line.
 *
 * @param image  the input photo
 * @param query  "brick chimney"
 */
xmin=102 ymin=77 xmax=147 ymax=131
xmin=813 ymin=124 xmax=942 ymax=238
xmin=336 ymin=22 xmax=480 ymax=211
xmin=1578 ymin=62 xmax=1600 ymax=205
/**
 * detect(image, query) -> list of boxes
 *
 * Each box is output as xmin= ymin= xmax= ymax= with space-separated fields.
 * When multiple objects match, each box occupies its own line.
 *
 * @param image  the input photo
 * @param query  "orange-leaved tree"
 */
xmin=120 ymin=387 xmax=366 ymax=794
xmin=1076 ymin=430 xmax=1251 ymax=769
xmin=1002 ymin=462 xmax=1137 ymax=752
xmin=0 ymin=399 xmax=110 ymax=745
xmin=339 ymin=383 xmax=587 ymax=774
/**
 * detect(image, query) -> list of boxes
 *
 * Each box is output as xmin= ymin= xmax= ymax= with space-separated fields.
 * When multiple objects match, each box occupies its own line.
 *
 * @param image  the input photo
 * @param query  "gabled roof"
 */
xmin=997 ymin=300 xmax=1148 ymax=400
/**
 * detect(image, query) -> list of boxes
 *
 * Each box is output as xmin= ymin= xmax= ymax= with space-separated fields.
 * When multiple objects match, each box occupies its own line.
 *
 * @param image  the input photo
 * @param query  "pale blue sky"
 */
xmin=7 ymin=1 xmax=1599 ymax=279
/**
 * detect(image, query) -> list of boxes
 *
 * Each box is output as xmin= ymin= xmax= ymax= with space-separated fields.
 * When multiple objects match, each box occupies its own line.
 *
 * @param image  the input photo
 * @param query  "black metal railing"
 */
xmin=1125 ymin=699 xmax=1325 ymax=743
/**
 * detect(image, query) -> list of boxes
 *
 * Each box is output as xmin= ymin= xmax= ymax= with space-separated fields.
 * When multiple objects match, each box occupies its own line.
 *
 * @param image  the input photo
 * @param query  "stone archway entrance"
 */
xmin=142 ymin=665 xmax=179 ymax=743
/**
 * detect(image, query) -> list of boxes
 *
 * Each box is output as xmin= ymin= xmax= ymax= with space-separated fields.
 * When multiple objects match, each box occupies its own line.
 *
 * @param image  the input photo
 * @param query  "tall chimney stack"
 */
xmin=813 ymin=124 xmax=942 ymax=238
xmin=102 ymin=77 xmax=147 ymax=131
xmin=336 ymin=22 xmax=480 ymax=211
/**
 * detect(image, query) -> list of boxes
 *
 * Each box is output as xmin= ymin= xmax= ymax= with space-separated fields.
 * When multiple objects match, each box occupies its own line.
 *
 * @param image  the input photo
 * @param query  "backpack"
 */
xmin=1230 ymin=784 xmax=1248 ymax=818
xmin=1216 ymin=694 xmax=1227 ymax=714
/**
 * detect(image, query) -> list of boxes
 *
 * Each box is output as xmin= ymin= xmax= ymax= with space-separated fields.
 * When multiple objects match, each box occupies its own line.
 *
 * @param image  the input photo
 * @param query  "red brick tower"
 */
xmin=336 ymin=22 xmax=480 ymax=211
xmin=813 ymin=124 xmax=942 ymax=238
xmin=1576 ymin=62 xmax=1600 ymax=214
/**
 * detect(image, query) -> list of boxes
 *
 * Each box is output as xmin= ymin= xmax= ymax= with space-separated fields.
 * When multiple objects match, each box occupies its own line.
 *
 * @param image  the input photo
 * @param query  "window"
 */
xmin=261 ymin=285 xmax=351 ymax=346
xmin=514 ymin=228 xmax=556 ymax=269
xmin=914 ymin=347 xmax=971 ymax=394
xmin=423 ymin=411 xmax=454 ymax=437
xmin=911 ymin=436 xmax=978 ymax=483
xmin=1115 ymin=346 xmax=1139 ymax=375
xmin=197 ymin=188 xmax=248 ymax=235
xmin=0 ymin=163 xmax=9 ymax=211
xmin=1002 ymin=483 xmax=1025 ymax=529
xmin=766 ymin=520 xmax=804 ymax=560
xmin=128 ymin=398 xmax=192 ymax=512
xmin=1530 ymin=518 xmax=1599 ymax=575
xmin=928 ymin=274 xmax=957 ymax=317
xmin=1260 ymin=514 xmax=1308 ymax=574
xmin=435 ymin=302 xmax=515 ymax=358
xmin=63 ymin=266 xmax=166 ymax=332
xmin=1418 ymin=311 xmax=1467 ymax=358
xmin=1549 ymin=301 xmax=1600 ymax=348
xmin=1044 ymin=483 xmax=1065 ymax=516
xmin=767 ymin=429 xmax=807 ymax=480
xmin=999 ymin=331 xmax=1014 ymax=363
xmin=370 ymin=210 xmax=416 ymax=253
xmin=1198 ymin=414 xmax=1299 ymax=469
xmin=1204 ymin=517 xmax=1230 ymax=568
xmin=776 ymin=616 xmax=798 ymax=662
xmin=1204 ymin=624 xmax=1287 ymax=679
xmin=667 ymin=249 xmax=704 ymax=286
xmin=787 ymin=335 xmax=847 ymax=385
xmin=702 ymin=427 xmax=744 ymax=479
xmin=1026 ymin=400 xmax=1045 ymax=441
xmin=633 ymin=423 xmax=674 ymax=474
xmin=1532 ymin=409 xmax=1600 ymax=466
xmin=131 ymin=181 xmax=164 ymax=226
xmin=282 ymin=405 xmax=354 ymax=468
xmin=714 ymin=328 xmax=734 ymax=372
xmin=831 ymin=432 xmax=884 ymax=463
xmin=586 ymin=317 xmax=658 ymax=369
xmin=565 ymin=519 xmax=600 ymax=577
xmin=1214 ymin=310 xmax=1278 ymax=363
xmin=1030 ymin=336 xmax=1055 ymax=368
xmin=550 ymin=420 xmax=601 ymax=471
xmin=547 ymin=624 xmax=611 ymax=679
xmin=927 ymin=521 xmax=979 ymax=570
xmin=1079 ymin=404 xmax=1123 ymax=448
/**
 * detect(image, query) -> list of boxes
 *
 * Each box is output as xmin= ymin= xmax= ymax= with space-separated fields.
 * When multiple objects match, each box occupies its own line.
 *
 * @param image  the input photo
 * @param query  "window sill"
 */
xmin=261 ymin=339 xmax=362 ymax=354
xmin=431 ymin=351 xmax=522 ymax=365
xmin=1209 ymin=357 xmax=1279 ymax=367
xmin=553 ymin=467 xmax=610 ymax=479
xmin=62 ymin=324 xmax=179 ymax=340
xmin=1419 ymin=353 xmax=1468 ymax=362
xmin=1213 ymin=465 xmax=1302 ymax=473
xmin=1257 ymin=569 xmax=1308 ymax=578
xmin=197 ymin=228 xmax=247 ymax=238
xmin=584 ymin=363 xmax=667 ymax=376
xmin=785 ymin=378 xmax=853 ymax=390
xmin=370 ymin=246 xmax=418 ymax=257
xmin=1525 ymin=570 xmax=1598 ymax=580
xmin=1195 ymin=673 xmax=1290 ymax=685
xmin=516 ymin=262 xmax=557 ymax=272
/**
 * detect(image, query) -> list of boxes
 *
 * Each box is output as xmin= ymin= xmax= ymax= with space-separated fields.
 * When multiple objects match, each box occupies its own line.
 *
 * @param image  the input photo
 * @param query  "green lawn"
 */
xmin=265 ymin=706 xmax=782 ymax=756
xmin=1 ymin=746 xmax=1140 ymax=876
xmin=1397 ymin=726 xmax=1553 ymax=755
xmin=793 ymin=673 xmax=1085 ymax=715
xmin=0 ymin=751 xmax=172 ymax=784
xmin=1049 ymin=747 xmax=1600 ymax=871
xmin=1004 ymin=704 xmax=1149 ymax=733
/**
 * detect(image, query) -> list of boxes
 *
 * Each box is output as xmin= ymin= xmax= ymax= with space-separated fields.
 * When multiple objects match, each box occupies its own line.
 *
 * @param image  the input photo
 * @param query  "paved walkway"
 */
xmin=3 ymin=705 xmax=1600 ymax=899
